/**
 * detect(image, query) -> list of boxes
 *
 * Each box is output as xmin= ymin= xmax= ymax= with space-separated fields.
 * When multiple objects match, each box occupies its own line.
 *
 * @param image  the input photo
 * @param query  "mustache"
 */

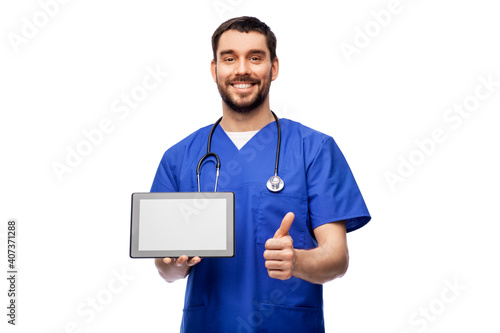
xmin=225 ymin=76 xmax=260 ymax=85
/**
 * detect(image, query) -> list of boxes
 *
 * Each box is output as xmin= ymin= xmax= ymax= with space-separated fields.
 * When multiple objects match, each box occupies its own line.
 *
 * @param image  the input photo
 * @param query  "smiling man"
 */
xmin=152 ymin=16 xmax=371 ymax=332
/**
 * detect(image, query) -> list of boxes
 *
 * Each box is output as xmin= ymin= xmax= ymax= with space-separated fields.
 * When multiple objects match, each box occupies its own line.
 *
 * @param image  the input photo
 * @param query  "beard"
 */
xmin=216 ymin=71 xmax=272 ymax=114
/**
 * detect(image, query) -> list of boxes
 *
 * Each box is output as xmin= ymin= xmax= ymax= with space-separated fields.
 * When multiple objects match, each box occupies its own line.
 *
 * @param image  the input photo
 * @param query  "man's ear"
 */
xmin=271 ymin=56 xmax=279 ymax=81
xmin=211 ymin=59 xmax=217 ymax=83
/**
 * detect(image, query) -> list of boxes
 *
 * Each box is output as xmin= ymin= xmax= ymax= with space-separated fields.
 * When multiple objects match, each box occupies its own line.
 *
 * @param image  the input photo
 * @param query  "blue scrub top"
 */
xmin=151 ymin=119 xmax=371 ymax=333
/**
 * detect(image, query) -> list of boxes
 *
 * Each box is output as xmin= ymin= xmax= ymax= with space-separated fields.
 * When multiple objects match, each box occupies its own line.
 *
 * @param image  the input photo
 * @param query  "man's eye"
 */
xmin=251 ymin=57 xmax=261 ymax=61
xmin=225 ymin=58 xmax=234 ymax=62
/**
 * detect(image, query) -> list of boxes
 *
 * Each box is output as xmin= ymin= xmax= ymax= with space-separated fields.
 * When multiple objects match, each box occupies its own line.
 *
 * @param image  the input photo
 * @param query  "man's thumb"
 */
xmin=274 ymin=212 xmax=295 ymax=238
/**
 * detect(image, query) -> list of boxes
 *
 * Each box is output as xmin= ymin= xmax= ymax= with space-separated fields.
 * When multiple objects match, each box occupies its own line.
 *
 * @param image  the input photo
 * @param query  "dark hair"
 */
xmin=212 ymin=16 xmax=277 ymax=62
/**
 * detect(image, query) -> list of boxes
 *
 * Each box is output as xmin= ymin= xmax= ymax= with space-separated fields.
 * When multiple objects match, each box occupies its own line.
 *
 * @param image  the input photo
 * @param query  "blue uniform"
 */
xmin=151 ymin=119 xmax=371 ymax=333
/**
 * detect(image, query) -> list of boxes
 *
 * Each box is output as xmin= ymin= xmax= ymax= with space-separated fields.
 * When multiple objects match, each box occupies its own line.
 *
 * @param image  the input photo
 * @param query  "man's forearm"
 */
xmin=292 ymin=246 xmax=349 ymax=285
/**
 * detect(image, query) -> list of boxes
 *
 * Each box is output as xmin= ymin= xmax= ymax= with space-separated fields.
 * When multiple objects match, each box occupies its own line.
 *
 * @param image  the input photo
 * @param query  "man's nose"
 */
xmin=235 ymin=58 xmax=251 ymax=75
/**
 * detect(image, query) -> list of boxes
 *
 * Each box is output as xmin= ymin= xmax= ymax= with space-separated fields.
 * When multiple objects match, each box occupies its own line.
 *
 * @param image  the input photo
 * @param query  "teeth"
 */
xmin=233 ymin=83 xmax=253 ymax=89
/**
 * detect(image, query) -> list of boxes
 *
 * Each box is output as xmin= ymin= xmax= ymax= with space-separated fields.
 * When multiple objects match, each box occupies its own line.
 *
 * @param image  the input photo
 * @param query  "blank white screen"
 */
xmin=138 ymin=198 xmax=227 ymax=251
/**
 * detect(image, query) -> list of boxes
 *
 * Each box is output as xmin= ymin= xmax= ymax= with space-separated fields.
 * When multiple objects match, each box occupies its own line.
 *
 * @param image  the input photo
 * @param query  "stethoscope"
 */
xmin=196 ymin=111 xmax=284 ymax=193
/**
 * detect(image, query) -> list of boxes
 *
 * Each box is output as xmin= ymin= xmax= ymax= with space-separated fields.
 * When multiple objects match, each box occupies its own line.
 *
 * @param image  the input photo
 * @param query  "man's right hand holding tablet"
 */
xmin=155 ymin=256 xmax=202 ymax=283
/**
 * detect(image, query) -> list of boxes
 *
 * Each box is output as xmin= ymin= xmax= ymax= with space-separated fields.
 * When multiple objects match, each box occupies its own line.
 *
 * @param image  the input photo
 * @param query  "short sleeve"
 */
xmin=150 ymin=150 xmax=178 ymax=192
xmin=307 ymin=136 xmax=371 ymax=233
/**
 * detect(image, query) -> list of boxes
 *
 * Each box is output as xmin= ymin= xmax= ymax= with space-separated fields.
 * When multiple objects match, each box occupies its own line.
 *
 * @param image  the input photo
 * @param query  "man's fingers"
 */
xmin=263 ymin=247 xmax=294 ymax=261
xmin=187 ymin=257 xmax=202 ymax=266
xmin=273 ymin=212 xmax=295 ymax=238
xmin=162 ymin=257 xmax=173 ymax=264
xmin=267 ymin=269 xmax=293 ymax=280
xmin=265 ymin=259 xmax=294 ymax=271
xmin=265 ymin=236 xmax=293 ymax=250
xmin=162 ymin=255 xmax=201 ymax=267
xmin=175 ymin=255 xmax=189 ymax=266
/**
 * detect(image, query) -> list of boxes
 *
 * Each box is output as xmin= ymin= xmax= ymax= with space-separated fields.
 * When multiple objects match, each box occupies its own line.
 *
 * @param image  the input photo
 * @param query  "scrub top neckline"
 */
xmin=224 ymin=130 xmax=260 ymax=150
xmin=214 ymin=118 xmax=280 ymax=152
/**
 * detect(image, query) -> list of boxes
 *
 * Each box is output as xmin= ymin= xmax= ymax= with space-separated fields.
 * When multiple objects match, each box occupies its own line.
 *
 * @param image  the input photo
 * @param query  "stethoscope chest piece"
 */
xmin=267 ymin=175 xmax=284 ymax=192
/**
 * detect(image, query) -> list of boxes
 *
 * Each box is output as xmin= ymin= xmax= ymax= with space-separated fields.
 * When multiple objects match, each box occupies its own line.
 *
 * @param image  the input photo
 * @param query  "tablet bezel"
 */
xmin=130 ymin=192 xmax=235 ymax=258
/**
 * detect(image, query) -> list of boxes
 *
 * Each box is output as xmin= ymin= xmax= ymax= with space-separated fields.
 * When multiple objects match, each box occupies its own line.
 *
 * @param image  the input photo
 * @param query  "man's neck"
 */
xmin=219 ymin=102 xmax=275 ymax=132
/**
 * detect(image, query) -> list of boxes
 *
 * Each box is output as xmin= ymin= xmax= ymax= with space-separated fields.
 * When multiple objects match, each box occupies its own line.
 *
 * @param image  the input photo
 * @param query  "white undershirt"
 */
xmin=225 ymin=130 xmax=259 ymax=150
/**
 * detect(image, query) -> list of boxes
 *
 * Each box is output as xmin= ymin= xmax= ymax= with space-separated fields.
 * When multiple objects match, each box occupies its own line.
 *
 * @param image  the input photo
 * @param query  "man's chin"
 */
xmin=223 ymin=97 xmax=262 ymax=114
xmin=227 ymin=103 xmax=258 ymax=114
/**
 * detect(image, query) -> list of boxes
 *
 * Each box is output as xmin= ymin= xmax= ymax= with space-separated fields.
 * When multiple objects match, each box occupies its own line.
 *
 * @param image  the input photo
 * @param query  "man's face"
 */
xmin=211 ymin=30 xmax=279 ymax=114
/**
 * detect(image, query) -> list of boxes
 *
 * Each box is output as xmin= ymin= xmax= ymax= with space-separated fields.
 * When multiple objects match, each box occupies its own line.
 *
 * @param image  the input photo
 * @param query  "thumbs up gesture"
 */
xmin=263 ymin=212 xmax=296 ymax=280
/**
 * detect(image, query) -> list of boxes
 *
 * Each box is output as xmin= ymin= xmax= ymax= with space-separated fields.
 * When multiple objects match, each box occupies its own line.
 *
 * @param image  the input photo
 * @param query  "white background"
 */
xmin=1 ymin=0 xmax=499 ymax=332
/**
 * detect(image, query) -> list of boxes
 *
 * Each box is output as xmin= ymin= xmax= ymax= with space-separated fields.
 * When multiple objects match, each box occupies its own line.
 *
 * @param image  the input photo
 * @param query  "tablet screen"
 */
xmin=130 ymin=192 xmax=234 ymax=258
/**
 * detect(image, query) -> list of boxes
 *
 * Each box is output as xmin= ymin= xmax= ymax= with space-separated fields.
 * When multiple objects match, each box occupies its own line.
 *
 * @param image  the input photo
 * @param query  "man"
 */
xmin=152 ymin=16 xmax=370 ymax=332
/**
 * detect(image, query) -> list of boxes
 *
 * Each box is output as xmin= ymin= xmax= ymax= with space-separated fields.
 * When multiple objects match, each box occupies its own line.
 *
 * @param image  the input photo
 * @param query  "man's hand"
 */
xmin=155 ymin=255 xmax=201 ymax=283
xmin=263 ymin=212 xmax=295 ymax=280
xmin=162 ymin=255 xmax=201 ymax=266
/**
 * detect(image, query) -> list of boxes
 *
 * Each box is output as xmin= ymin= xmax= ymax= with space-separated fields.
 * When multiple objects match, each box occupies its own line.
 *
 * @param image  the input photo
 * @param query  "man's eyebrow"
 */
xmin=219 ymin=49 xmax=235 ymax=57
xmin=247 ymin=49 xmax=267 ymax=55
xmin=218 ymin=49 xmax=268 ymax=57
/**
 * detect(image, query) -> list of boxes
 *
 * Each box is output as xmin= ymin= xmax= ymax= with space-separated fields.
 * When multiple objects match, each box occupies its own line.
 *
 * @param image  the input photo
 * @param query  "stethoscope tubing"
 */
xmin=197 ymin=111 xmax=283 ymax=192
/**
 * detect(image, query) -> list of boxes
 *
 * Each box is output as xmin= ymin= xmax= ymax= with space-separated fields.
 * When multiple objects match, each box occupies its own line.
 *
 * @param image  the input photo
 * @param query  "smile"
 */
xmin=232 ymin=83 xmax=254 ymax=88
xmin=230 ymin=82 xmax=256 ymax=92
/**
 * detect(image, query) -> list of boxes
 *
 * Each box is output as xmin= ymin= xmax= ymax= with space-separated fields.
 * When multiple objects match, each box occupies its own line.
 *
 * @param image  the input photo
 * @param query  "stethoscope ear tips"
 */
xmin=267 ymin=175 xmax=284 ymax=192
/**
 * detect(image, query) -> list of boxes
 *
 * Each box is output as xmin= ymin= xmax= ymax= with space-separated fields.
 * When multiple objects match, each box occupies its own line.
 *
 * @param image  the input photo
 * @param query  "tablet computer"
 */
xmin=130 ymin=192 xmax=234 ymax=258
